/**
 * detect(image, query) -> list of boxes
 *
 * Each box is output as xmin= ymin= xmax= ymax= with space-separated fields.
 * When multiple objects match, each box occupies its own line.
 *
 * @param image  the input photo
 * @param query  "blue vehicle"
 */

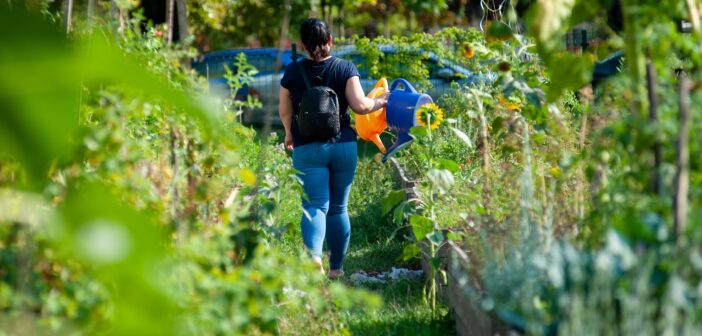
xmin=592 ymin=50 xmax=624 ymax=86
xmin=191 ymin=48 xmax=294 ymax=125
xmin=192 ymin=46 xmax=492 ymax=126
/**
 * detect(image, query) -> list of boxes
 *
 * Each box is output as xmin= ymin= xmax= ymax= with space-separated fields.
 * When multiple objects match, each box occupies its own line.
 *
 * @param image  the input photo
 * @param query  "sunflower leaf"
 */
xmin=449 ymin=127 xmax=473 ymax=148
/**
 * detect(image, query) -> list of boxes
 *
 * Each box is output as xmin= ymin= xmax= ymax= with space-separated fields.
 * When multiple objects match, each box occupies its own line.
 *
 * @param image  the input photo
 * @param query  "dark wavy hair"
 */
xmin=300 ymin=18 xmax=331 ymax=61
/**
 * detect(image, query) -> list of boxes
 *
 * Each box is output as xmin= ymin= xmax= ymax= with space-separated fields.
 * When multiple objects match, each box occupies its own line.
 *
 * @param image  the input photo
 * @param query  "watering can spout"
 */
xmin=370 ymin=134 xmax=386 ymax=154
xmin=381 ymin=132 xmax=413 ymax=163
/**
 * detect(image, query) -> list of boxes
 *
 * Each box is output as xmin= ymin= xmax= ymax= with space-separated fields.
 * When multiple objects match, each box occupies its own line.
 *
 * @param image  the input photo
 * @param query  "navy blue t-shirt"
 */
xmin=281 ymin=56 xmax=360 ymax=147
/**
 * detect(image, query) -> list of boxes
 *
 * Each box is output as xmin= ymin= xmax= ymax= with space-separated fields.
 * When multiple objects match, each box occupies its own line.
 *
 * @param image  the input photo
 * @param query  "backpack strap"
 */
xmin=296 ymin=57 xmax=340 ymax=89
xmin=295 ymin=59 xmax=312 ymax=89
xmin=323 ymin=58 xmax=341 ymax=87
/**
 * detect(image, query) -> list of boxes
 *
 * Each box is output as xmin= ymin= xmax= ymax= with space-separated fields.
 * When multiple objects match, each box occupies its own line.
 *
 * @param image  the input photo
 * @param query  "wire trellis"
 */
xmin=479 ymin=0 xmax=509 ymax=32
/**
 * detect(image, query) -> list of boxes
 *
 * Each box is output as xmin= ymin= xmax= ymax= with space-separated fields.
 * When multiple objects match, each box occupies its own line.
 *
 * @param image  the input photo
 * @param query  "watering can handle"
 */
xmin=390 ymin=78 xmax=416 ymax=93
xmin=368 ymin=78 xmax=388 ymax=98
xmin=374 ymin=78 xmax=388 ymax=92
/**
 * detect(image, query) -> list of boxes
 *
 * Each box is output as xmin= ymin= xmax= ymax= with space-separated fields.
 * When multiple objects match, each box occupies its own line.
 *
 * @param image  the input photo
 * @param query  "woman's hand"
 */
xmin=279 ymin=87 xmax=294 ymax=151
xmin=284 ymin=132 xmax=294 ymax=151
xmin=377 ymin=92 xmax=390 ymax=107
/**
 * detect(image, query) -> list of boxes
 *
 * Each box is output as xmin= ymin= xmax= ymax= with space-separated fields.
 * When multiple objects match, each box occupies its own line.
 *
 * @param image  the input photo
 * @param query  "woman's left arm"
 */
xmin=279 ymin=86 xmax=294 ymax=150
xmin=345 ymin=76 xmax=388 ymax=115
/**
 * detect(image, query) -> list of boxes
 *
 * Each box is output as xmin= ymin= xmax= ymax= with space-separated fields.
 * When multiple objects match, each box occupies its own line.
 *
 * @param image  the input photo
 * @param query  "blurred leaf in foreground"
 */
xmin=58 ymin=182 xmax=174 ymax=335
xmin=0 ymin=4 xmax=220 ymax=187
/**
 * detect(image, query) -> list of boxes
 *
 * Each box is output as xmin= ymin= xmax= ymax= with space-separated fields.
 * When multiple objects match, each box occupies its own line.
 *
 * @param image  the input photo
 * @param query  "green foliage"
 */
xmin=223 ymin=52 xmax=262 ymax=114
xmin=6 ymin=1 xmax=702 ymax=335
xmin=188 ymin=0 xmax=310 ymax=49
xmin=357 ymin=16 xmax=590 ymax=327
xmin=351 ymin=34 xmax=437 ymax=90
xmin=0 ymin=5 xmax=380 ymax=335
xmin=0 ymin=9 xmax=218 ymax=186
xmin=416 ymin=1 xmax=702 ymax=335
xmin=525 ymin=0 xmax=595 ymax=101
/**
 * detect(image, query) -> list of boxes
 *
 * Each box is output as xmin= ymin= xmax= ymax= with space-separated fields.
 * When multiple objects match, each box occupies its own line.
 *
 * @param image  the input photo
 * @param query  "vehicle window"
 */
xmin=192 ymin=61 xmax=207 ymax=76
xmin=201 ymin=54 xmax=282 ymax=79
xmin=427 ymin=59 xmax=445 ymax=79
xmin=247 ymin=55 xmax=278 ymax=73
xmin=200 ymin=58 xmax=231 ymax=79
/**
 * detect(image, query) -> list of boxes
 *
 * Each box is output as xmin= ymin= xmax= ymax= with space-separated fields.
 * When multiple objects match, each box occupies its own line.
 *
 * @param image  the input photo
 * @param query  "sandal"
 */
xmin=312 ymin=256 xmax=325 ymax=275
xmin=328 ymin=269 xmax=344 ymax=279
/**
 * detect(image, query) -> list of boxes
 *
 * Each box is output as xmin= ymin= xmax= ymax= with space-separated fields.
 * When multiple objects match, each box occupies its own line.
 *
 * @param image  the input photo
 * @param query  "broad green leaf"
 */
xmin=569 ymin=1 xmax=602 ymax=27
xmin=381 ymin=190 xmax=405 ymax=215
xmin=409 ymin=126 xmax=429 ymax=140
xmin=529 ymin=0 xmax=577 ymax=45
xmin=436 ymin=158 xmax=460 ymax=173
xmin=427 ymin=169 xmax=455 ymax=194
xmin=0 ymin=6 xmax=220 ymax=185
xmin=474 ymin=203 xmax=487 ymax=215
xmin=427 ymin=230 xmax=445 ymax=246
xmin=59 ymin=182 xmax=174 ymax=336
xmin=430 ymin=256 xmax=441 ymax=269
xmin=400 ymin=243 xmax=420 ymax=261
xmin=447 ymin=231 xmax=463 ymax=241
xmin=546 ymin=52 xmax=594 ymax=102
xmin=0 ymin=8 xmax=79 ymax=184
xmin=487 ymin=20 xmax=513 ymax=40
xmin=410 ymin=215 xmax=434 ymax=240
xmin=393 ymin=201 xmax=409 ymax=224
xmin=525 ymin=0 xmax=595 ymax=102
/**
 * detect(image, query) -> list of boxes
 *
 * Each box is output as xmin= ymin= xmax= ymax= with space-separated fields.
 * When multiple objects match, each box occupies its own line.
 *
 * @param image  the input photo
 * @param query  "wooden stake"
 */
xmin=479 ymin=109 xmax=490 ymax=173
xmin=621 ymin=0 xmax=646 ymax=118
xmin=87 ymin=0 xmax=96 ymax=29
xmin=176 ymin=0 xmax=189 ymax=42
xmin=646 ymin=61 xmax=662 ymax=195
xmin=686 ymin=0 xmax=701 ymax=33
xmin=339 ymin=2 xmax=345 ymax=37
xmin=169 ymin=124 xmax=179 ymax=223
xmin=166 ymin=0 xmax=175 ymax=43
xmin=63 ymin=0 xmax=73 ymax=34
xmin=576 ymin=111 xmax=588 ymax=219
xmin=673 ymin=74 xmax=691 ymax=238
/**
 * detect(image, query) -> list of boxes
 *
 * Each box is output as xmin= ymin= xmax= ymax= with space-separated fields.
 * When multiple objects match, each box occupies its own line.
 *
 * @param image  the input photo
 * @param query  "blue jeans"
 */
xmin=292 ymin=141 xmax=357 ymax=270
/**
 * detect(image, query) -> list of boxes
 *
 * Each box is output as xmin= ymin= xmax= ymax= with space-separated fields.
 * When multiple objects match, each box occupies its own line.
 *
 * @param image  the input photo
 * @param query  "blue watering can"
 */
xmin=382 ymin=78 xmax=433 ymax=162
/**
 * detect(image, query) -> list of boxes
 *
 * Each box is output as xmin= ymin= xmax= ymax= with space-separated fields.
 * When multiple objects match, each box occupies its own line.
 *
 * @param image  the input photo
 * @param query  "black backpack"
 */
xmin=295 ymin=58 xmax=341 ymax=141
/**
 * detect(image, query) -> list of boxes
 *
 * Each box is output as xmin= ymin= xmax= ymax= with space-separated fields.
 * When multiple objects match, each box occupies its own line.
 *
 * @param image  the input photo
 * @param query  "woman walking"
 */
xmin=279 ymin=18 xmax=388 ymax=278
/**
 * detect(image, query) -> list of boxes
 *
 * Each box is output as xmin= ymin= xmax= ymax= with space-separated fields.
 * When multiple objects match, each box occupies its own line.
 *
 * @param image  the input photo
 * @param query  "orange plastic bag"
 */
xmin=355 ymin=78 xmax=388 ymax=153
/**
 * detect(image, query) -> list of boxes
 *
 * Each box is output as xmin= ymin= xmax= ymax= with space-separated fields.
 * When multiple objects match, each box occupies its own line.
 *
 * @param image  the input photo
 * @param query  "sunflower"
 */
xmin=462 ymin=43 xmax=475 ymax=59
xmin=416 ymin=103 xmax=444 ymax=130
xmin=497 ymin=61 xmax=511 ymax=72
xmin=498 ymin=95 xmax=522 ymax=111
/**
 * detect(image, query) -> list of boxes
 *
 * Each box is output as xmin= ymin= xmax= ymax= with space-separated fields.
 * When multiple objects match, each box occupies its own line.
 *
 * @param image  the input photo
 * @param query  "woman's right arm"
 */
xmin=345 ymin=76 xmax=388 ymax=115
xmin=279 ymin=86 xmax=294 ymax=151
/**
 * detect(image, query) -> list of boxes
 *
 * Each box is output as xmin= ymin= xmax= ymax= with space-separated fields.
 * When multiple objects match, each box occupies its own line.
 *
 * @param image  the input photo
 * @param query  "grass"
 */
xmin=276 ymin=140 xmax=456 ymax=335
xmin=341 ymin=152 xmax=455 ymax=335
xmin=342 ymin=279 xmax=454 ymax=336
